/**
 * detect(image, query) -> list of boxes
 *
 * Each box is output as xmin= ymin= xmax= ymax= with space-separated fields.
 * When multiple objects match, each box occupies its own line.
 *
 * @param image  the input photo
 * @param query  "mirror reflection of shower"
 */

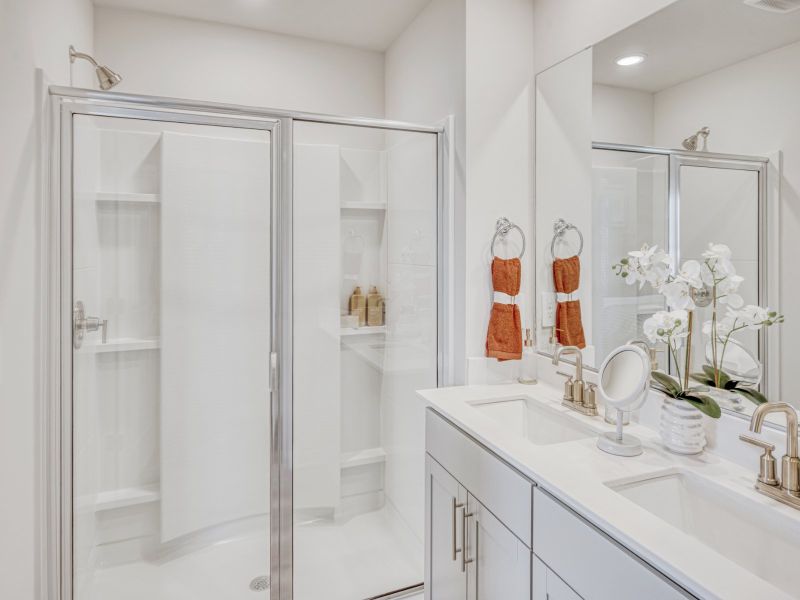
xmin=682 ymin=126 xmax=711 ymax=151
xmin=69 ymin=45 xmax=122 ymax=90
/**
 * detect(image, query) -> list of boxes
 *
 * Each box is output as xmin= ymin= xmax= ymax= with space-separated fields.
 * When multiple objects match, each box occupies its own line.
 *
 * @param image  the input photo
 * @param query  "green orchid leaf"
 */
xmin=701 ymin=364 xmax=717 ymax=380
xmin=723 ymin=379 xmax=740 ymax=390
xmin=651 ymin=382 xmax=675 ymax=397
xmin=735 ymin=387 xmax=769 ymax=405
xmin=652 ymin=371 xmax=682 ymax=396
xmin=690 ymin=373 xmax=715 ymax=387
xmin=681 ymin=393 xmax=722 ymax=419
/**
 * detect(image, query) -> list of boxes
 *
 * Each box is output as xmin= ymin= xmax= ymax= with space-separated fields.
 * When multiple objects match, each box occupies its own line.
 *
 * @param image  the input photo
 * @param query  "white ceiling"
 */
xmin=593 ymin=0 xmax=800 ymax=92
xmin=93 ymin=0 xmax=433 ymax=51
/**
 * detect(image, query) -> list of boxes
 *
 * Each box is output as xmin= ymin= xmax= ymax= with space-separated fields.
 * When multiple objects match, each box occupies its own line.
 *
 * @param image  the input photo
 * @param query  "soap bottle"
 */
xmin=367 ymin=285 xmax=384 ymax=327
xmin=349 ymin=286 xmax=367 ymax=327
xmin=518 ymin=328 xmax=538 ymax=385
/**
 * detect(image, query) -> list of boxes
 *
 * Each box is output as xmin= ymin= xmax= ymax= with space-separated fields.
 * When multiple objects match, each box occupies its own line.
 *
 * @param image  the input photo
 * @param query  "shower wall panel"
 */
xmin=159 ymin=131 xmax=271 ymax=541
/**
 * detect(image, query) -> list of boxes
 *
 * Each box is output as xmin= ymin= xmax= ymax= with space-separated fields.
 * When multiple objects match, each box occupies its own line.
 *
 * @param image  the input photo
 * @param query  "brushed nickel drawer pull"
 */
xmin=461 ymin=510 xmax=474 ymax=572
xmin=451 ymin=497 xmax=464 ymax=561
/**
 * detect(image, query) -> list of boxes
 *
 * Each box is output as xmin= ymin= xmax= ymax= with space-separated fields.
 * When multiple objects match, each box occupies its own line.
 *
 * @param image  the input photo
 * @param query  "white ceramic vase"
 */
xmin=659 ymin=396 xmax=707 ymax=455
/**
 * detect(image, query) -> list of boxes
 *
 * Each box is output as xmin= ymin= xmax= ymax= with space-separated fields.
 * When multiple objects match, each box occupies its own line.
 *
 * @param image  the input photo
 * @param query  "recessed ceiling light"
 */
xmin=615 ymin=54 xmax=646 ymax=67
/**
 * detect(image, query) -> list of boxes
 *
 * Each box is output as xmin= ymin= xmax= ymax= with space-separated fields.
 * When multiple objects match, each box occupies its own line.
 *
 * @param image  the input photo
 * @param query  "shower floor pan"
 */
xmin=78 ymin=505 xmax=421 ymax=600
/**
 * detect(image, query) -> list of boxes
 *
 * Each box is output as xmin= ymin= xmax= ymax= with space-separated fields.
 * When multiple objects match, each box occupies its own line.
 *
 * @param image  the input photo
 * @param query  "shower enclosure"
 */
xmin=590 ymin=142 xmax=772 ymax=398
xmin=47 ymin=88 xmax=447 ymax=600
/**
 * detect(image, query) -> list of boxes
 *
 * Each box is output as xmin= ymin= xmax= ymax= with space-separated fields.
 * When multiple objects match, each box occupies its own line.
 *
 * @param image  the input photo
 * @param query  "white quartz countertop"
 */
xmin=418 ymin=382 xmax=800 ymax=600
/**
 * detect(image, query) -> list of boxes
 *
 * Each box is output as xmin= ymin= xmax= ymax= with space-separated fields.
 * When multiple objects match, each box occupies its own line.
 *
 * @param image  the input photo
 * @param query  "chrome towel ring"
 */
xmin=550 ymin=218 xmax=583 ymax=259
xmin=491 ymin=217 xmax=526 ymax=259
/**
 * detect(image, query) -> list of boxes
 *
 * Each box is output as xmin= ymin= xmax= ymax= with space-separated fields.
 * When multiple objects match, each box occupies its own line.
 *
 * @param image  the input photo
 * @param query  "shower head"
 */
xmin=69 ymin=45 xmax=122 ymax=90
xmin=682 ymin=127 xmax=711 ymax=152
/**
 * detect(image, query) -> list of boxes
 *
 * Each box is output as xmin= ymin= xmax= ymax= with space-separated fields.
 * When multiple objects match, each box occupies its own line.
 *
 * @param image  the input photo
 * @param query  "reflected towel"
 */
xmin=486 ymin=302 xmax=522 ymax=361
xmin=491 ymin=257 xmax=521 ymax=296
xmin=552 ymin=255 xmax=585 ymax=349
xmin=552 ymin=255 xmax=580 ymax=294
xmin=556 ymin=300 xmax=586 ymax=349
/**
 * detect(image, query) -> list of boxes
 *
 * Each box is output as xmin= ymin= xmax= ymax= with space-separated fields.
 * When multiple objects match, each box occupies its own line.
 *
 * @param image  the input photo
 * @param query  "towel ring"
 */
xmin=491 ymin=217 xmax=525 ymax=259
xmin=550 ymin=218 xmax=583 ymax=259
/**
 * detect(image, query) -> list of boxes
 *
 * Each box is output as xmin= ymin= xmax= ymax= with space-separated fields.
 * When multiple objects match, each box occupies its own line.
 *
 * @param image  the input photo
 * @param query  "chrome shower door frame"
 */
xmin=586 ymin=142 xmax=773 ymax=408
xmin=47 ymin=87 xmax=450 ymax=600
xmin=48 ymin=92 xmax=283 ymax=600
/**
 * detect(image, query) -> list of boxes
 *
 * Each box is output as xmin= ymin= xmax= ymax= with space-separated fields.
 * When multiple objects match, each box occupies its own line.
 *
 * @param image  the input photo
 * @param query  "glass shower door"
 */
xmin=292 ymin=121 xmax=438 ymax=600
xmin=70 ymin=112 xmax=273 ymax=600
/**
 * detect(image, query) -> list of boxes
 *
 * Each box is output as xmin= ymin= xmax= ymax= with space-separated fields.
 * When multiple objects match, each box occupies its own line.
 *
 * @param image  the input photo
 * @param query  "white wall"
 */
xmin=653 ymin=39 xmax=800 ymax=403
xmin=94 ymin=7 xmax=385 ymax=117
xmin=0 ymin=1 xmax=94 ymax=597
xmin=464 ymin=0 xmax=535 ymax=367
xmin=592 ymin=84 xmax=654 ymax=146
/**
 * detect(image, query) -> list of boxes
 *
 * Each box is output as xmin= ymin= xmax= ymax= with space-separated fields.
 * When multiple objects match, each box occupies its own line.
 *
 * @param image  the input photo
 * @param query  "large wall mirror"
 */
xmin=535 ymin=0 xmax=798 ymax=417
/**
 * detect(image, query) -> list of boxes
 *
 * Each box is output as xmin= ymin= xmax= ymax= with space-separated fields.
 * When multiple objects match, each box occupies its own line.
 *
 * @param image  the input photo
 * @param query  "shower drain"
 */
xmin=249 ymin=575 xmax=271 ymax=592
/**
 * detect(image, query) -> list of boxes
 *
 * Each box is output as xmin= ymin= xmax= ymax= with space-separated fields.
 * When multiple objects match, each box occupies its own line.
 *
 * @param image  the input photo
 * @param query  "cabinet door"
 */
xmin=426 ymin=455 xmax=468 ymax=600
xmin=467 ymin=493 xmax=531 ymax=600
xmin=533 ymin=556 xmax=582 ymax=600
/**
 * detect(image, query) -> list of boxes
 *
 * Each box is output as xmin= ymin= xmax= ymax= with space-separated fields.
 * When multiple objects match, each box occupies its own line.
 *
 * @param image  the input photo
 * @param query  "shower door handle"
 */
xmin=269 ymin=352 xmax=278 ymax=392
xmin=73 ymin=301 xmax=107 ymax=349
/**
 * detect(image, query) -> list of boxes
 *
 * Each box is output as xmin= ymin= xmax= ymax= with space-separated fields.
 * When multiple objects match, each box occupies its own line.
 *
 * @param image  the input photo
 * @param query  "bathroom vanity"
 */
xmin=421 ymin=381 xmax=800 ymax=600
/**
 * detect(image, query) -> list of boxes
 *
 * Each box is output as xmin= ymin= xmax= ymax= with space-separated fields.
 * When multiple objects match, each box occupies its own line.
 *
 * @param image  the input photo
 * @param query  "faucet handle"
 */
xmin=740 ymin=434 xmax=779 ymax=486
xmin=556 ymin=371 xmax=575 ymax=401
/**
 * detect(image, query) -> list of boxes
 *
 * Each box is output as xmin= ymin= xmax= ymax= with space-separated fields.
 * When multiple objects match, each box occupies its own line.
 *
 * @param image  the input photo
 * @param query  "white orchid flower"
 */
xmin=702 ymin=243 xmax=735 ymax=277
xmin=644 ymin=310 xmax=689 ymax=349
xmin=727 ymin=305 xmax=773 ymax=330
xmin=659 ymin=280 xmax=696 ymax=310
xmin=677 ymin=259 xmax=704 ymax=289
xmin=702 ymin=243 xmax=732 ymax=261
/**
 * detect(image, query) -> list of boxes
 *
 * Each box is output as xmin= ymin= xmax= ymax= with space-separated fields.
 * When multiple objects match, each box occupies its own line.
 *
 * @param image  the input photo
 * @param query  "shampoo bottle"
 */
xmin=349 ymin=286 xmax=367 ymax=327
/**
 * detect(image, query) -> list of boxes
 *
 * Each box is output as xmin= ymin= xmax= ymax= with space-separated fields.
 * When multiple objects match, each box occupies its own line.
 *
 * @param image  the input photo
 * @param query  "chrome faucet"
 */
xmin=552 ymin=346 xmax=597 ymax=416
xmin=626 ymin=339 xmax=661 ymax=371
xmin=740 ymin=402 xmax=800 ymax=509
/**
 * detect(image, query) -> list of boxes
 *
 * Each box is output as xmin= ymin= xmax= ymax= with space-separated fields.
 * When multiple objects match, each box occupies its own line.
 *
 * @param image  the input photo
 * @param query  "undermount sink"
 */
xmin=607 ymin=470 xmax=800 ymax=596
xmin=469 ymin=396 xmax=595 ymax=445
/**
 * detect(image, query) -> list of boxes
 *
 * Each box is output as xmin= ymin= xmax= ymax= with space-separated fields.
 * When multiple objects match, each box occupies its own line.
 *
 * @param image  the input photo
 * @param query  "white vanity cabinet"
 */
xmin=532 ymin=557 xmax=581 ymax=600
xmin=426 ymin=457 xmax=468 ymax=600
xmin=469 ymin=493 xmax=531 ymax=599
xmin=425 ymin=455 xmax=531 ymax=600
xmin=425 ymin=409 xmax=697 ymax=600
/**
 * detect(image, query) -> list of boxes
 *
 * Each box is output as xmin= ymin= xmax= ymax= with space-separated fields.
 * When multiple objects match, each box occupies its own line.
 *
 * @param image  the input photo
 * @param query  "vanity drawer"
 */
xmin=426 ymin=408 xmax=533 ymax=547
xmin=533 ymin=488 xmax=695 ymax=600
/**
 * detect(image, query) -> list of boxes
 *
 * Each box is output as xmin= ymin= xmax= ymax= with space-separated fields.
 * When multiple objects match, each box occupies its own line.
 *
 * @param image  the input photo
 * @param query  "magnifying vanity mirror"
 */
xmin=597 ymin=345 xmax=650 ymax=456
xmin=534 ymin=0 xmax=797 ymax=422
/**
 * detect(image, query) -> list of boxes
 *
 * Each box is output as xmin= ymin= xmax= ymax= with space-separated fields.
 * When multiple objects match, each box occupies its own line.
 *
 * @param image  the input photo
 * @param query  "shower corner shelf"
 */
xmin=341 ymin=202 xmax=386 ymax=211
xmin=340 ymin=447 xmax=386 ymax=469
xmin=82 ymin=337 xmax=161 ymax=353
xmin=77 ymin=484 xmax=161 ymax=513
xmin=340 ymin=325 xmax=386 ymax=337
xmin=83 ymin=191 xmax=160 ymax=204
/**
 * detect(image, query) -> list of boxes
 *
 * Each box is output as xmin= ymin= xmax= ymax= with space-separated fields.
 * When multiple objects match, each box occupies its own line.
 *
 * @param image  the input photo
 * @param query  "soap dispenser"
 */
xmin=518 ymin=328 xmax=538 ymax=385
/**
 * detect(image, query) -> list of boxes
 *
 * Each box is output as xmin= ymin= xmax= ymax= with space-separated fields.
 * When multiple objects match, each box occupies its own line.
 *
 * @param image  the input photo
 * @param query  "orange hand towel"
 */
xmin=556 ymin=301 xmax=585 ymax=348
xmin=491 ymin=257 xmax=521 ymax=296
xmin=486 ymin=302 xmax=522 ymax=361
xmin=552 ymin=255 xmax=580 ymax=294
xmin=552 ymin=255 xmax=586 ymax=349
